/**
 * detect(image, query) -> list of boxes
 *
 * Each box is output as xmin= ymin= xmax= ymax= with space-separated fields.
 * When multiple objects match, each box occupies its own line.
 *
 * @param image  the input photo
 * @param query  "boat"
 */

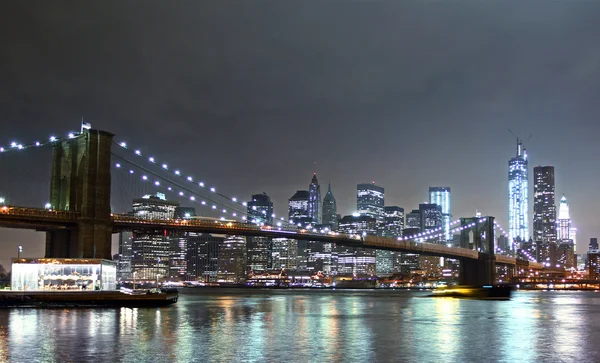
xmin=428 ymin=285 xmax=514 ymax=300
xmin=0 ymin=288 xmax=178 ymax=307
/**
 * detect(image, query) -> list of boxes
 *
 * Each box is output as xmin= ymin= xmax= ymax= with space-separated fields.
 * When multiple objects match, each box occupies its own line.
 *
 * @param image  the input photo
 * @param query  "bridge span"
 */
xmin=0 ymin=205 xmax=542 ymax=271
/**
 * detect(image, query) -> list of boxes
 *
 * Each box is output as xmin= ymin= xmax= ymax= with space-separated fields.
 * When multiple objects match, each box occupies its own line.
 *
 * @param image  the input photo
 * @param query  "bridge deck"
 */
xmin=0 ymin=207 xmax=543 ymax=267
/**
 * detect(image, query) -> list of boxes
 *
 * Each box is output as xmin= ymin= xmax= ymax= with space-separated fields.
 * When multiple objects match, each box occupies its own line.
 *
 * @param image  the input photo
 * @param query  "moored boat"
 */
xmin=429 ymin=285 xmax=513 ymax=300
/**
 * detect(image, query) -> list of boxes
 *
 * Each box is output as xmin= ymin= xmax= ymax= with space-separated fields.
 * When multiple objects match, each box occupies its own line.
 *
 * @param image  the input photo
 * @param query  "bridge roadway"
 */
xmin=0 ymin=205 xmax=542 ymax=268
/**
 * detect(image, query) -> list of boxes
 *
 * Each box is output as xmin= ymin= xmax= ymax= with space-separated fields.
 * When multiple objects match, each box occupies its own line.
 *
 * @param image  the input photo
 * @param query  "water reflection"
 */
xmin=0 ymin=290 xmax=597 ymax=362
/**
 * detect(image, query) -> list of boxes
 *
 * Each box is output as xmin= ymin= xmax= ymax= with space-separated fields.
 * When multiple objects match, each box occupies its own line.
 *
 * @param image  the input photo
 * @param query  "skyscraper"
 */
xmin=217 ymin=235 xmax=247 ymax=283
xmin=429 ymin=187 xmax=451 ymax=241
xmin=533 ymin=166 xmax=556 ymax=243
xmin=336 ymin=214 xmax=377 ymax=276
xmin=186 ymin=233 xmax=223 ymax=282
xmin=131 ymin=194 xmax=179 ymax=280
xmin=322 ymin=183 xmax=338 ymax=229
xmin=169 ymin=207 xmax=196 ymax=279
xmin=405 ymin=210 xmax=421 ymax=229
xmin=419 ymin=203 xmax=442 ymax=233
xmin=308 ymin=174 xmax=322 ymax=224
xmin=557 ymin=195 xmax=572 ymax=241
xmin=289 ymin=190 xmax=311 ymax=226
xmin=246 ymin=193 xmax=274 ymax=272
xmin=382 ymin=206 xmax=404 ymax=238
xmin=508 ymin=140 xmax=529 ymax=246
xmin=357 ymin=183 xmax=385 ymax=222
xmin=247 ymin=193 xmax=274 ymax=225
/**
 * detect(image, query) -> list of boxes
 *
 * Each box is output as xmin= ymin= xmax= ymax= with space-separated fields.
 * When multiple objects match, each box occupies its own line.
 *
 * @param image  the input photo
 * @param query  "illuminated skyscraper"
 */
xmin=508 ymin=140 xmax=529 ymax=247
xmin=357 ymin=183 xmax=385 ymax=222
xmin=322 ymin=183 xmax=338 ymax=229
xmin=419 ymin=203 xmax=442 ymax=232
xmin=308 ymin=174 xmax=322 ymax=224
xmin=533 ymin=166 xmax=556 ymax=243
xmin=131 ymin=193 xmax=179 ymax=280
xmin=429 ymin=187 xmax=451 ymax=241
xmin=246 ymin=193 xmax=274 ymax=272
xmin=289 ymin=190 xmax=311 ymax=226
xmin=557 ymin=195 xmax=571 ymax=241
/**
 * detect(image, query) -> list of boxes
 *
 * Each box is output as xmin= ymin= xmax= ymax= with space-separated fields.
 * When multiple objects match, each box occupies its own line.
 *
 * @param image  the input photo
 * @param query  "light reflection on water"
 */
xmin=1 ymin=290 xmax=600 ymax=362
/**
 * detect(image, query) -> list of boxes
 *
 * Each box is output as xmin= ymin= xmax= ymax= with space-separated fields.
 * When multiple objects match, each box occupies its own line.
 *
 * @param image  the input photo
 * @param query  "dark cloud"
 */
xmin=1 ymin=1 xmax=600 ymax=267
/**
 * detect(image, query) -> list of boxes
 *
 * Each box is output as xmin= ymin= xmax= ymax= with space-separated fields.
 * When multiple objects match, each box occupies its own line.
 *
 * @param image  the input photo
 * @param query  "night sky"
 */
xmin=1 ymin=1 xmax=600 ymax=268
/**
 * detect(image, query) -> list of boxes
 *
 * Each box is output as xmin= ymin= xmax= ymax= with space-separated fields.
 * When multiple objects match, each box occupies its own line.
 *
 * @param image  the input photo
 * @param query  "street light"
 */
xmin=18 ymin=245 xmax=22 ymax=258
xmin=0 ymin=197 xmax=4 ymax=204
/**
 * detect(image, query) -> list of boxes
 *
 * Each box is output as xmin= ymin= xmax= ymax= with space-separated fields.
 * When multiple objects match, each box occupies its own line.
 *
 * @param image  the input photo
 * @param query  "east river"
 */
xmin=1 ymin=289 xmax=599 ymax=362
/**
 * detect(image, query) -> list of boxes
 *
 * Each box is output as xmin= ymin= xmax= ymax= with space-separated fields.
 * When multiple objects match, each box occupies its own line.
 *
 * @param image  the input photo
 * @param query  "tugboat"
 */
xmin=429 ymin=284 xmax=514 ymax=300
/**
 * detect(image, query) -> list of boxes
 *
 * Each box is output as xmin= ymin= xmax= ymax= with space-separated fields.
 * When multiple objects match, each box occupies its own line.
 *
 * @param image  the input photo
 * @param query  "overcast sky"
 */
xmin=1 ymin=1 xmax=600 ymax=268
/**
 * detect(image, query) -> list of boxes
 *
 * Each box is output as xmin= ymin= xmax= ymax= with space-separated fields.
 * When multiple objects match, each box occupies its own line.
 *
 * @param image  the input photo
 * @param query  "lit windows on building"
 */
xmin=357 ymin=183 xmax=385 ymax=222
xmin=322 ymin=183 xmax=338 ymax=230
xmin=405 ymin=210 xmax=421 ymax=229
xmin=289 ymin=190 xmax=311 ymax=227
xmin=533 ymin=166 xmax=556 ymax=248
xmin=508 ymin=140 xmax=529 ymax=247
xmin=419 ymin=203 xmax=442 ymax=231
xmin=308 ymin=174 xmax=322 ymax=224
xmin=247 ymin=193 xmax=274 ymax=225
xmin=133 ymin=193 xmax=179 ymax=220
xmin=382 ymin=206 xmax=404 ymax=238
xmin=186 ymin=233 xmax=223 ymax=282
xmin=429 ymin=187 xmax=451 ymax=241
xmin=217 ymin=235 xmax=247 ymax=283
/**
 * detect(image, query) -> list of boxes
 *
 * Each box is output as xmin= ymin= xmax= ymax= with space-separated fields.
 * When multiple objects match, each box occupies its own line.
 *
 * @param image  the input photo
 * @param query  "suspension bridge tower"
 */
xmin=45 ymin=129 xmax=114 ymax=259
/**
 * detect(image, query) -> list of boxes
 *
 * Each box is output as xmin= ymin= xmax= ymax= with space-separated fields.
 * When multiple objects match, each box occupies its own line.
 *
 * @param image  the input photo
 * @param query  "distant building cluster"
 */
xmin=113 ymin=139 xmax=595 ymax=282
xmin=116 ymin=173 xmax=456 ymax=282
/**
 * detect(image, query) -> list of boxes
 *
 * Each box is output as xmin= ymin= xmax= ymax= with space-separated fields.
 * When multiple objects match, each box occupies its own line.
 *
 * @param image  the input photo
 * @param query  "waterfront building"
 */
xmin=336 ymin=215 xmax=377 ymax=276
xmin=308 ymin=174 xmax=322 ymax=224
xmin=589 ymin=252 xmax=600 ymax=280
xmin=186 ymin=234 xmax=223 ymax=282
xmin=378 ymin=206 xmax=405 ymax=276
xmin=508 ymin=140 xmax=529 ymax=247
xmin=246 ymin=193 xmax=274 ymax=273
xmin=169 ymin=207 xmax=196 ymax=279
xmin=357 ymin=183 xmax=385 ymax=222
xmin=322 ymin=183 xmax=338 ymax=230
xmin=557 ymin=195 xmax=572 ymax=241
xmin=272 ymin=238 xmax=298 ymax=271
xmin=429 ymin=187 xmax=451 ymax=241
xmin=131 ymin=194 xmax=179 ymax=280
xmin=117 ymin=231 xmax=133 ymax=280
xmin=217 ymin=235 xmax=247 ymax=283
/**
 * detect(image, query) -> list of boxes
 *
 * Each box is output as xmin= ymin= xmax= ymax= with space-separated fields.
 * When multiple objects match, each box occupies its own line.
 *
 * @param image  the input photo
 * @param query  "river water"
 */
xmin=0 ymin=289 xmax=599 ymax=362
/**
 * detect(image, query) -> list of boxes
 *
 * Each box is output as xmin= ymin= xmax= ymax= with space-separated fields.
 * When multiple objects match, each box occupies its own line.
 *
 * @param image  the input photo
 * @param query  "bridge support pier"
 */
xmin=45 ymin=129 xmax=114 ymax=259
xmin=458 ymin=216 xmax=496 ymax=286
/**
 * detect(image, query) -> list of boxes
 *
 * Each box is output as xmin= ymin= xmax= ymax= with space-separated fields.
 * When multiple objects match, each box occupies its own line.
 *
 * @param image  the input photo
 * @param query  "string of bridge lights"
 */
xmin=114 ymin=140 xmax=296 ymax=226
xmin=113 ymin=156 xmax=250 ymax=222
xmin=0 ymin=132 xmax=81 ymax=153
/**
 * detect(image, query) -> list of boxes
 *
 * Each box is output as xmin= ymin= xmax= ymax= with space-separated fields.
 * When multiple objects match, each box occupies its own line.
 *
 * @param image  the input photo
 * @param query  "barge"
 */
xmin=0 ymin=288 xmax=178 ymax=308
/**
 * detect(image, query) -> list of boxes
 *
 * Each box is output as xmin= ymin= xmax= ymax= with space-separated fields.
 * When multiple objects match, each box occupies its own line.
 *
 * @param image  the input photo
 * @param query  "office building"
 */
xmin=508 ymin=140 xmax=529 ymax=246
xmin=590 ymin=238 xmax=599 ymax=251
xmin=131 ymin=194 xmax=179 ymax=280
xmin=246 ymin=193 xmax=274 ymax=272
xmin=272 ymin=238 xmax=299 ymax=271
xmin=322 ymin=183 xmax=338 ymax=230
xmin=308 ymin=173 xmax=322 ymax=224
xmin=117 ymin=231 xmax=133 ymax=280
xmin=357 ymin=183 xmax=385 ymax=222
xmin=429 ymin=187 xmax=451 ymax=241
xmin=405 ymin=210 xmax=421 ymax=229
xmin=247 ymin=193 xmax=274 ymax=225
xmin=289 ymin=190 xmax=311 ymax=226
xmin=169 ymin=207 xmax=197 ymax=279
xmin=419 ymin=203 xmax=442 ymax=232
xmin=186 ymin=234 xmax=223 ymax=282
xmin=217 ymin=235 xmax=247 ymax=283
xmin=336 ymin=215 xmax=377 ymax=276
xmin=533 ymin=166 xmax=556 ymax=243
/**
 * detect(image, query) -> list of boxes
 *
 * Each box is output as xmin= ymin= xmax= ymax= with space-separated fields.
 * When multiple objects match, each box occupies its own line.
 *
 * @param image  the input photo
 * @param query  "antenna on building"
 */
xmin=313 ymin=161 xmax=316 ymax=175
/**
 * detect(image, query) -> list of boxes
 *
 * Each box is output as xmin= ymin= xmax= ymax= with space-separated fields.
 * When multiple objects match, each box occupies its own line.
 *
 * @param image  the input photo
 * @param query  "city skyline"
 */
xmin=1 ymin=1 xmax=600 ymax=268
